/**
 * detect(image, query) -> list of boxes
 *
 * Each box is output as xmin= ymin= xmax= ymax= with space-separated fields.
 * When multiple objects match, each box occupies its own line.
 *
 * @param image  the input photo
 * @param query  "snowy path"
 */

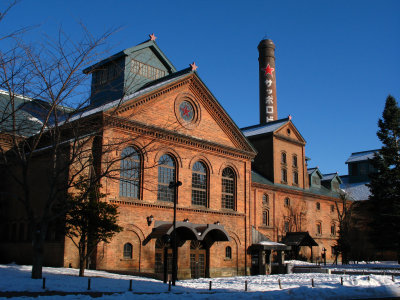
xmin=1 ymin=264 xmax=400 ymax=299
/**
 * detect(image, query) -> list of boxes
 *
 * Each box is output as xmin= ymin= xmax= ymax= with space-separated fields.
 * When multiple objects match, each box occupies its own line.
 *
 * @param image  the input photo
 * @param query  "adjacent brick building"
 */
xmin=0 ymin=36 xmax=342 ymax=278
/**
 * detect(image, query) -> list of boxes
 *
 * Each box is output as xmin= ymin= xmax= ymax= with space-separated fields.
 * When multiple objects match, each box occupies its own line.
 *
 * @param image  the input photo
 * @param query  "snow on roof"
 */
xmin=241 ymin=118 xmax=289 ymax=137
xmin=307 ymin=167 xmax=318 ymax=175
xmin=258 ymin=241 xmax=287 ymax=247
xmin=322 ymin=173 xmax=338 ymax=181
xmin=346 ymin=150 xmax=379 ymax=164
xmin=341 ymin=180 xmax=371 ymax=201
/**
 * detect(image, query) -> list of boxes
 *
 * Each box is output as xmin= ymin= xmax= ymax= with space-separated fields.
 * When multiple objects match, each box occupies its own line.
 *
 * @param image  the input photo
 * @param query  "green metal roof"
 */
xmin=251 ymin=170 xmax=341 ymax=199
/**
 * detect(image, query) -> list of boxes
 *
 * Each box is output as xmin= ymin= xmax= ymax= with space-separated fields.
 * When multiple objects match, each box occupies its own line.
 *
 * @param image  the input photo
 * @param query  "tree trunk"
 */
xmin=79 ymin=257 xmax=86 ymax=277
xmin=79 ymin=237 xmax=86 ymax=277
xmin=31 ymin=233 xmax=44 ymax=279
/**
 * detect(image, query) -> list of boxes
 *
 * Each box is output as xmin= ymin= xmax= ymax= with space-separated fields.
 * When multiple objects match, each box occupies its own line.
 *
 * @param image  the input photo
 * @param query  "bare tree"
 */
xmin=335 ymin=192 xmax=353 ymax=264
xmin=277 ymin=201 xmax=307 ymax=239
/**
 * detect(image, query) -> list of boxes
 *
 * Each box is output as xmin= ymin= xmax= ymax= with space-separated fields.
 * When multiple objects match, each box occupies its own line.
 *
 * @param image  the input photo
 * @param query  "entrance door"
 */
xmin=190 ymin=241 xmax=206 ymax=278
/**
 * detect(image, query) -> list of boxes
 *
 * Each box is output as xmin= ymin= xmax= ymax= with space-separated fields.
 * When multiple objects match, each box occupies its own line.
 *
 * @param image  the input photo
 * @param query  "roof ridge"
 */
xmin=241 ymin=117 xmax=289 ymax=131
xmin=350 ymin=149 xmax=380 ymax=155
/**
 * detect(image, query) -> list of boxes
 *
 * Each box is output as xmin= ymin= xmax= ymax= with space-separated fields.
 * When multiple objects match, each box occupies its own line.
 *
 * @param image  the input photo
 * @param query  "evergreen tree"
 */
xmin=65 ymin=177 xmax=123 ymax=277
xmin=368 ymin=95 xmax=400 ymax=261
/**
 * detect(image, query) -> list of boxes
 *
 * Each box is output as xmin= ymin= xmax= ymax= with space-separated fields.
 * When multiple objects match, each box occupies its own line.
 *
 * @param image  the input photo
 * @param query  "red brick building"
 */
xmin=0 ymin=36 xmax=342 ymax=279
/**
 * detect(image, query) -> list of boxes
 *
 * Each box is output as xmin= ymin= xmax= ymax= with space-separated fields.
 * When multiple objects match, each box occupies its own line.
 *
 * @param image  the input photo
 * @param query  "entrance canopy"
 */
xmin=143 ymin=221 xmax=230 ymax=247
xmin=250 ymin=227 xmax=291 ymax=251
xmin=281 ymin=232 xmax=318 ymax=247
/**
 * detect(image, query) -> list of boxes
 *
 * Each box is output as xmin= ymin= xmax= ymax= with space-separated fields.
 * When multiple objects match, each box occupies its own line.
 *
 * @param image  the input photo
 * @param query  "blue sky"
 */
xmin=2 ymin=0 xmax=399 ymax=174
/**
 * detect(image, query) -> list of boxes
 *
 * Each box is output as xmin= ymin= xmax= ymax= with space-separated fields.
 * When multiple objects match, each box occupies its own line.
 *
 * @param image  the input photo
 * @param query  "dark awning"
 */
xmin=281 ymin=232 xmax=318 ymax=247
xmin=143 ymin=221 xmax=230 ymax=246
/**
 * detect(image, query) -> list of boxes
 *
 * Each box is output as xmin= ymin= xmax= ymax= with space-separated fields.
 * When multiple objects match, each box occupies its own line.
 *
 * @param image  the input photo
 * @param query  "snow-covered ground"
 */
xmin=286 ymin=260 xmax=400 ymax=274
xmin=1 ymin=263 xmax=400 ymax=299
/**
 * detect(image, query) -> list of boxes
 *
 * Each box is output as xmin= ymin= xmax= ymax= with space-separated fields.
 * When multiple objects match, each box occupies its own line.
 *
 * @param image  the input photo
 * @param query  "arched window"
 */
xmin=123 ymin=243 xmax=132 ymax=259
xmin=281 ymin=152 xmax=287 ymax=164
xmin=316 ymin=202 xmax=321 ymax=210
xmin=284 ymin=197 xmax=290 ymax=207
xmin=262 ymin=194 xmax=269 ymax=206
xmin=120 ymin=147 xmax=141 ymax=198
xmin=263 ymin=209 xmax=270 ymax=226
xmin=281 ymin=168 xmax=287 ymax=183
xmin=293 ymin=171 xmax=298 ymax=185
xmin=192 ymin=161 xmax=208 ymax=207
xmin=316 ymin=222 xmax=322 ymax=235
xmin=331 ymin=224 xmax=336 ymax=236
xmin=225 ymin=246 xmax=232 ymax=259
xmin=157 ymin=154 xmax=176 ymax=202
xmin=222 ymin=167 xmax=235 ymax=210
xmin=284 ymin=221 xmax=289 ymax=232
xmin=292 ymin=155 xmax=298 ymax=167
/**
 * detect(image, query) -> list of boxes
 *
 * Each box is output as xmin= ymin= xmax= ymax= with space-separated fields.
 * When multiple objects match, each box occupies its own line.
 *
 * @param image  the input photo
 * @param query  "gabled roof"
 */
xmin=281 ymin=232 xmax=318 ymax=247
xmin=83 ymin=39 xmax=177 ymax=74
xmin=241 ymin=118 xmax=289 ymax=137
xmin=307 ymin=167 xmax=323 ymax=178
xmin=345 ymin=149 xmax=379 ymax=164
xmin=241 ymin=117 xmax=306 ymax=145
xmin=322 ymin=172 xmax=343 ymax=184
xmin=0 ymin=90 xmax=71 ymax=137
xmin=72 ymin=68 xmax=193 ymax=120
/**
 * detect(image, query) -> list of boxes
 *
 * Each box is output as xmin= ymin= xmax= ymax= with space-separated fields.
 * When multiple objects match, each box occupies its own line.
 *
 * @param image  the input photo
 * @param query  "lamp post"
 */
xmin=322 ymin=247 xmax=327 ymax=266
xmin=169 ymin=180 xmax=182 ymax=286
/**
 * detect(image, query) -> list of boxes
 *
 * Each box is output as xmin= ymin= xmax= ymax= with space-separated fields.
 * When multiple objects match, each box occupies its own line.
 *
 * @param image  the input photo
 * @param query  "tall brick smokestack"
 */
xmin=258 ymin=39 xmax=277 ymax=124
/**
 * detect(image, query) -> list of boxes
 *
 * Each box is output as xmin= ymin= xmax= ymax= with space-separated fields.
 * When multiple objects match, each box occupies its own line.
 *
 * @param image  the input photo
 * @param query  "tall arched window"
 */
xmin=157 ymin=154 xmax=176 ymax=202
xmin=331 ymin=223 xmax=336 ymax=236
xmin=281 ymin=168 xmax=287 ymax=183
xmin=120 ymin=147 xmax=141 ymax=198
xmin=263 ymin=209 xmax=270 ymax=226
xmin=316 ymin=222 xmax=322 ymax=235
xmin=262 ymin=194 xmax=269 ymax=206
xmin=192 ymin=161 xmax=208 ymax=207
xmin=293 ymin=171 xmax=298 ymax=185
xmin=225 ymin=246 xmax=232 ymax=259
xmin=292 ymin=154 xmax=298 ymax=167
xmin=222 ymin=167 xmax=235 ymax=210
xmin=123 ymin=243 xmax=132 ymax=259
xmin=281 ymin=152 xmax=287 ymax=165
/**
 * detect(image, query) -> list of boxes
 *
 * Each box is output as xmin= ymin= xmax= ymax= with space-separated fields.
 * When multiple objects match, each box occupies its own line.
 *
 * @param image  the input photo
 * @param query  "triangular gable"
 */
xmin=105 ymin=70 xmax=257 ymax=156
xmin=308 ymin=167 xmax=323 ymax=179
xmin=123 ymin=40 xmax=176 ymax=73
xmin=83 ymin=39 xmax=176 ymax=74
xmin=275 ymin=120 xmax=306 ymax=144
xmin=322 ymin=173 xmax=343 ymax=184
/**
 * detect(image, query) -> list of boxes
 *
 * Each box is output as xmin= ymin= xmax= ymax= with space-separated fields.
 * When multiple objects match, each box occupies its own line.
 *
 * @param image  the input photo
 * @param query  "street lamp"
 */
xmin=169 ymin=180 xmax=182 ymax=286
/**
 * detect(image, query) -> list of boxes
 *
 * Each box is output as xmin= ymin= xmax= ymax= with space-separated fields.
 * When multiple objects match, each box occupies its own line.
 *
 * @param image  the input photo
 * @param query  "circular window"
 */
xmin=179 ymin=101 xmax=194 ymax=122
xmin=287 ymin=129 xmax=291 ymax=135
xmin=174 ymin=93 xmax=200 ymax=129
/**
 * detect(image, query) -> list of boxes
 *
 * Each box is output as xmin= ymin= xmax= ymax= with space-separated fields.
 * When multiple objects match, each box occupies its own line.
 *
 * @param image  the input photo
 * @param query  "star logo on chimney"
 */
xmin=264 ymin=64 xmax=275 ymax=76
